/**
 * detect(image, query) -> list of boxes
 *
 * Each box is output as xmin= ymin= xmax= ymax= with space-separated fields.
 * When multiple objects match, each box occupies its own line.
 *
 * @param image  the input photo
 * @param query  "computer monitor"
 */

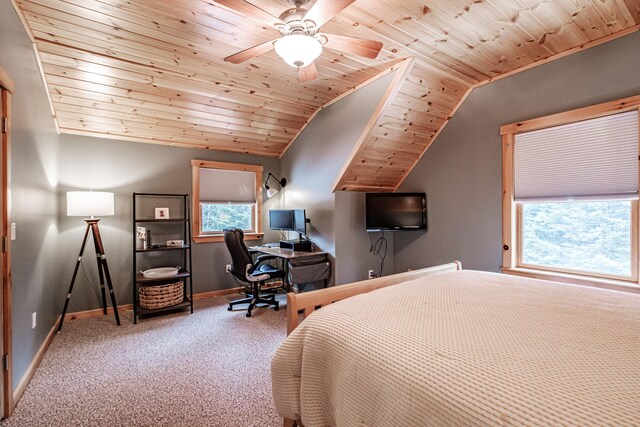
xmin=269 ymin=208 xmax=309 ymax=239
xmin=269 ymin=210 xmax=294 ymax=230
xmin=293 ymin=209 xmax=307 ymax=236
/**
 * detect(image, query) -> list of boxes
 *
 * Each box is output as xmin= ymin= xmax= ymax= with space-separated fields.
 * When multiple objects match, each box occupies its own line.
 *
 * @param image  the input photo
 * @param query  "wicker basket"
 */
xmin=139 ymin=281 xmax=184 ymax=309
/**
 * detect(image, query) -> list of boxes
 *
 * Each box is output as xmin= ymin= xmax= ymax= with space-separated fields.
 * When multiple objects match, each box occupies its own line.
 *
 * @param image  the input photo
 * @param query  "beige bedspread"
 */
xmin=271 ymin=270 xmax=640 ymax=426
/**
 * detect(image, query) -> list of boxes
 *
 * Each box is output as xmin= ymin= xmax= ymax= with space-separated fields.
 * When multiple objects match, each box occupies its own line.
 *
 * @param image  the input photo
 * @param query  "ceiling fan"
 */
xmin=218 ymin=0 xmax=383 ymax=83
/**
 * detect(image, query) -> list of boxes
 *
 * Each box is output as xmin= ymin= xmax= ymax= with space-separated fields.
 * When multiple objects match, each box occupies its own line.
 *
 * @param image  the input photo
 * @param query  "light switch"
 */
xmin=10 ymin=223 xmax=16 ymax=241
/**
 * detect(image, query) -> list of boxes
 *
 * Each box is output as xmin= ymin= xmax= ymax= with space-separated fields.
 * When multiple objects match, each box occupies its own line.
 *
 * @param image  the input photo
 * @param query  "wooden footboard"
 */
xmin=286 ymin=261 xmax=461 ymax=335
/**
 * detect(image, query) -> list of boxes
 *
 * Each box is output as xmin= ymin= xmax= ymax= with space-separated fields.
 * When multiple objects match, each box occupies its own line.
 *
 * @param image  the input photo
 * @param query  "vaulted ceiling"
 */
xmin=12 ymin=0 xmax=640 ymax=191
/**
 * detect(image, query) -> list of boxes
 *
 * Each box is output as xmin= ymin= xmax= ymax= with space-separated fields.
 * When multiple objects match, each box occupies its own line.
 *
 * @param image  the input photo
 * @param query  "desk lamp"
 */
xmin=58 ymin=190 xmax=120 ymax=332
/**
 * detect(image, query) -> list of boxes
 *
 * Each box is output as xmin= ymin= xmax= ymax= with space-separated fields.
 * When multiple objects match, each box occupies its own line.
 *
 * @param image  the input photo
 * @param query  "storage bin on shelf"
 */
xmin=138 ymin=280 xmax=184 ymax=310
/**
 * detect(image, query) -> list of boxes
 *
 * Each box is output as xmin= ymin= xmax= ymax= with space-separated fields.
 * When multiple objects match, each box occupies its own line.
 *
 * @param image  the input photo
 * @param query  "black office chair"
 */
xmin=224 ymin=227 xmax=284 ymax=317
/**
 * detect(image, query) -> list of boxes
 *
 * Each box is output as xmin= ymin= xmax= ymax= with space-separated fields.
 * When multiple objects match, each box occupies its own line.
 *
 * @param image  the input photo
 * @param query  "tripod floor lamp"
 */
xmin=58 ymin=191 xmax=121 ymax=332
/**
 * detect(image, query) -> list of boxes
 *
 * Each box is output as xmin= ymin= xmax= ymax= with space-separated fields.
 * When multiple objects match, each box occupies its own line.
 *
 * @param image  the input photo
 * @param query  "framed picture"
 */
xmin=155 ymin=207 xmax=169 ymax=219
xmin=135 ymin=226 xmax=146 ymax=240
xmin=136 ymin=226 xmax=147 ymax=250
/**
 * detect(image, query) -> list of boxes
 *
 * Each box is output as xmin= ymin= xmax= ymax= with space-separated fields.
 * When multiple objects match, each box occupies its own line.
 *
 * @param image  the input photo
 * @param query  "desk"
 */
xmin=250 ymin=245 xmax=326 ymax=260
xmin=250 ymin=245 xmax=330 ymax=290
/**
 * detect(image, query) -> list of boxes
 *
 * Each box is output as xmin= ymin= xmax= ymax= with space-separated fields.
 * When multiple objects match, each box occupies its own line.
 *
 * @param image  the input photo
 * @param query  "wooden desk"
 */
xmin=249 ymin=245 xmax=327 ymax=259
xmin=250 ymin=245 xmax=330 ymax=290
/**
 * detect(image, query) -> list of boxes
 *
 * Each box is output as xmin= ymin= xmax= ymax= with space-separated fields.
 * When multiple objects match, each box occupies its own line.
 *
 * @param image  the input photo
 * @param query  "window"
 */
xmin=502 ymin=96 xmax=640 ymax=286
xmin=520 ymin=200 xmax=632 ymax=277
xmin=191 ymin=160 xmax=263 ymax=243
xmin=200 ymin=203 xmax=254 ymax=233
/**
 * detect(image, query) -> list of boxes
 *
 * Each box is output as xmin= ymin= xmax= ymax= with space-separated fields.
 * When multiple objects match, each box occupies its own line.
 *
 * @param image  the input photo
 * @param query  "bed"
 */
xmin=271 ymin=262 xmax=640 ymax=426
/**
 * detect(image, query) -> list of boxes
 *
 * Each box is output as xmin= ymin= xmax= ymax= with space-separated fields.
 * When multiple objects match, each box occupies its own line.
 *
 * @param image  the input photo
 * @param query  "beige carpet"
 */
xmin=2 ymin=294 xmax=288 ymax=427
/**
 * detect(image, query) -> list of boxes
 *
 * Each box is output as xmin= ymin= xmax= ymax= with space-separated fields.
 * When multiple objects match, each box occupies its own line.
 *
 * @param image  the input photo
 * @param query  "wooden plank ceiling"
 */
xmin=13 ymin=0 xmax=640 ymax=191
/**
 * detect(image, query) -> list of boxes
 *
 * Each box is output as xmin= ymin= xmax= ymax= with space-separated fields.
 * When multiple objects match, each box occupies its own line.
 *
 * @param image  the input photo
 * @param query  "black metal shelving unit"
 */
xmin=132 ymin=192 xmax=193 ymax=323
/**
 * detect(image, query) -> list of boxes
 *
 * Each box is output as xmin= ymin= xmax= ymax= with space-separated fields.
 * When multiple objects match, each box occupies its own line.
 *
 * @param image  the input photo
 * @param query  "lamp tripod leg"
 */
xmin=58 ymin=223 xmax=92 ymax=333
xmin=94 ymin=249 xmax=108 ymax=316
xmin=101 ymin=259 xmax=120 ymax=326
xmin=90 ymin=222 xmax=121 ymax=326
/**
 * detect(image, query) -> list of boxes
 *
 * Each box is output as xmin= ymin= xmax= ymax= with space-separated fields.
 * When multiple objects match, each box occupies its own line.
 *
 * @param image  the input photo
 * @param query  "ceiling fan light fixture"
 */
xmin=274 ymin=34 xmax=322 ymax=68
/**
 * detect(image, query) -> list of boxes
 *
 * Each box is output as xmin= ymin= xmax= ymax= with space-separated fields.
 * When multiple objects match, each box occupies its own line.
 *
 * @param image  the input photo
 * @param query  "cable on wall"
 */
xmin=368 ymin=231 xmax=387 ymax=278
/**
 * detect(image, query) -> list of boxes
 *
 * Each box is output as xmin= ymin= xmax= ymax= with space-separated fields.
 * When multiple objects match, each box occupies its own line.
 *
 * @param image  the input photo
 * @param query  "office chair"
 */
xmin=224 ymin=227 xmax=284 ymax=317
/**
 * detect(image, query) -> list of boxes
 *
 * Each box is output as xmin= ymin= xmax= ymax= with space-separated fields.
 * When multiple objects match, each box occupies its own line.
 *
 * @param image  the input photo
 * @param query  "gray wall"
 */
xmin=395 ymin=32 xmax=640 ymax=274
xmin=57 ymin=134 xmax=281 ymax=312
xmin=1 ymin=3 xmax=60 ymax=389
xmin=280 ymin=72 xmax=396 ymax=285
xmin=334 ymin=192 xmax=395 ymax=283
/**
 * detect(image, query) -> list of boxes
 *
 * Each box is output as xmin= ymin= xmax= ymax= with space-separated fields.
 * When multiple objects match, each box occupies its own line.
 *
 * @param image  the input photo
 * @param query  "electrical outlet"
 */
xmin=225 ymin=264 xmax=232 ymax=273
xmin=10 ymin=223 xmax=16 ymax=241
xmin=31 ymin=312 xmax=36 ymax=329
xmin=368 ymin=270 xmax=375 ymax=279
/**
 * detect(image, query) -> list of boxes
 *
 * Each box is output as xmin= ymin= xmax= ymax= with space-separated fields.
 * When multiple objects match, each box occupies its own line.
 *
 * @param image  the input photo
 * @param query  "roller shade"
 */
xmin=200 ymin=168 xmax=256 ymax=203
xmin=514 ymin=110 xmax=639 ymax=202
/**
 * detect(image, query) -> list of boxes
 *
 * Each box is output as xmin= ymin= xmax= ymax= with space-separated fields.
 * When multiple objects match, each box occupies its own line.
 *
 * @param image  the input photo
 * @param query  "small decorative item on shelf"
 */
xmin=141 ymin=266 xmax=181 ymax=278
xmin=155 ymin=207 xmax=169 ymax=219
xmin=166 ymin=240 xmax=184 ymax=247
xmin=138 ymin=281 xmax=184 ymax=309
xmin=136 ymin=226 xmax=147 ymax=250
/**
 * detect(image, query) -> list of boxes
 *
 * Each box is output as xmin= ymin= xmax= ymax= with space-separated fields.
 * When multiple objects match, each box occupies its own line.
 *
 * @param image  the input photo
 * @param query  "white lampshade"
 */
xmin=274 ymin=34 xmax=322 ymax=68
xmin=67 ymin=191 xmax=114 ymax=217
xmin=266 ymin=187 xmax=278 ymax=198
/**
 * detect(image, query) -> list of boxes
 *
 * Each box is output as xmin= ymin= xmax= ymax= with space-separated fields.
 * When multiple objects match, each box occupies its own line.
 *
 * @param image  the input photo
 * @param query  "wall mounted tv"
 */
xmin=365 ymin=193 xmax=427 ymax=231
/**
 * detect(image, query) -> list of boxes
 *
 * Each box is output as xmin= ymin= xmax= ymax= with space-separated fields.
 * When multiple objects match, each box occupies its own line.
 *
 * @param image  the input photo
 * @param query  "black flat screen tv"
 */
xmin=365 ymin=193 xmax=427 ymax=231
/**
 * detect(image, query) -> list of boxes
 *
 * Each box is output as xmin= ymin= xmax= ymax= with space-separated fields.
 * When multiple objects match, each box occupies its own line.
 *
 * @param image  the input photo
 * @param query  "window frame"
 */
xmin=501 ymin=94 xmax=640 ymax=289
xmin=191 ymin=159 xmax=263 ymax=243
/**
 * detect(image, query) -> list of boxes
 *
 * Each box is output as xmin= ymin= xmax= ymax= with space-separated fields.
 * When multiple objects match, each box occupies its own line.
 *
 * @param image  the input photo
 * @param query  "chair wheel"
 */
xmin=274 ymin=305 xmax=279 ymax=311
xmin=227 ymin=306 xmax=232 ymax=311
xmin=246 ymin=312 xmax=251 ymax=317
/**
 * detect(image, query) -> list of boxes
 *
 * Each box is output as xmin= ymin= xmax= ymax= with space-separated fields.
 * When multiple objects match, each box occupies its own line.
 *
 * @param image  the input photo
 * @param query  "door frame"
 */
xmin=0 ymin=65 xmax=14 ymax=418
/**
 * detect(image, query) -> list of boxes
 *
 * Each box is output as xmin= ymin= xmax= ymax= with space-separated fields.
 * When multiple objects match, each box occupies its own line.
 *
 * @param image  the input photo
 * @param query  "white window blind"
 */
xmin=514 ymin=110 xmax=639 ymax=202
xmin=200 ymin=168 xmax=256 ymax=203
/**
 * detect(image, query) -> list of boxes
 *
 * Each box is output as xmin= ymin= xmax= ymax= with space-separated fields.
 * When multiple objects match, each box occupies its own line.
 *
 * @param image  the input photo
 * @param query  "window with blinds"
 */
xmin=514 ymin=111 xmax=638 ymax=202
xmin=502 ymin=101 xmax=640 ymax=284
xmin=199 ymin=168 xmax=257 ymax=234
xmin=191 ymin=160 xmax=264 ymax=242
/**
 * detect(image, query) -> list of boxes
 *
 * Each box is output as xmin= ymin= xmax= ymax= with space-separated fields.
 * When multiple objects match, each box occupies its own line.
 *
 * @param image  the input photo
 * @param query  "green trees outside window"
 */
xmin=521 ymin=201 xmax=631 ymax=277
xmin=201 ymin=203 xmax=254 ymax=233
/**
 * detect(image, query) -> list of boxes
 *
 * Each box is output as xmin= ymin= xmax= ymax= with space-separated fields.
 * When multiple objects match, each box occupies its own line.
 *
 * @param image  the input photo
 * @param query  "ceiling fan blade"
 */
xmin=214 ymin=0 xmax=284 ymax=27
xmin=322 ymin=33 xmax=383 ymax=59
xmin=299 ymin=62 xmax=319 ymax=83
xmin=303 ymin=0 xmax=356 ymax=28
xmin=224 ymin=39 xmax=276 ymax=64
